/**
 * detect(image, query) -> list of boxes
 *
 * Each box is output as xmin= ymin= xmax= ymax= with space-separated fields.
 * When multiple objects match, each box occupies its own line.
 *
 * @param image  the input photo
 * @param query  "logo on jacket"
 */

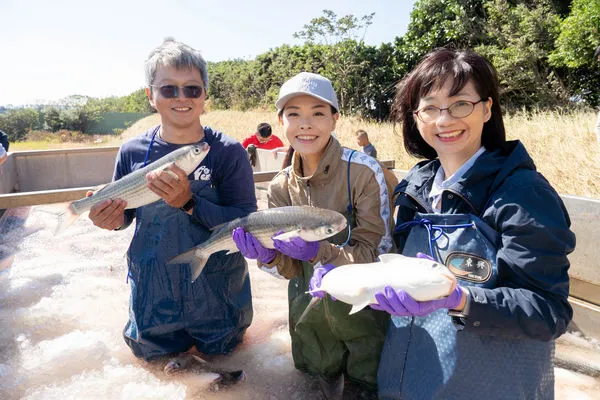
xmin=446 ymin=252 xmax=492 ymax=283
xmin=194 ymin=166 xmax=211 ymax=181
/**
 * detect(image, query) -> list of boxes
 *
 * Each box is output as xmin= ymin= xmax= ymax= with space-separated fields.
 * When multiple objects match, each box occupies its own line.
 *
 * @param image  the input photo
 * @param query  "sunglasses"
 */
xmin=150 ymin=85 xmax=204 ymax=99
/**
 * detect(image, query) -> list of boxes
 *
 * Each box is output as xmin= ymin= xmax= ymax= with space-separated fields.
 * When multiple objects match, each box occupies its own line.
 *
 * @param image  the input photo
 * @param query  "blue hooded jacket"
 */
xmin=378 ymin=140 xmax=575 ymax=399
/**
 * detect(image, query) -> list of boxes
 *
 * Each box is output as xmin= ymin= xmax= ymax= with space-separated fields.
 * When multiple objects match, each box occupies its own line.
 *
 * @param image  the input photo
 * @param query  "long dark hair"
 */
xmin=391 ymin=48 xmax=506 ymax=159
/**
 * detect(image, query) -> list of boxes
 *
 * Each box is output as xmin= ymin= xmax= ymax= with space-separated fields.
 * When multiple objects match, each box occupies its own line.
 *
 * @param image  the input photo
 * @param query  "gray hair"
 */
xmin=144 ymin=37 xmax=209 ymax=89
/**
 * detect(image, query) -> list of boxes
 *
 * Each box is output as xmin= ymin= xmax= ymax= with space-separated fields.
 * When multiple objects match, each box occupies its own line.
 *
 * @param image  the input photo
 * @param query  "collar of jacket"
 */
xmin=395 ymin=140 xmax=536 ymax=215
xmin=289 ymin=136 xmax=342 ymax=185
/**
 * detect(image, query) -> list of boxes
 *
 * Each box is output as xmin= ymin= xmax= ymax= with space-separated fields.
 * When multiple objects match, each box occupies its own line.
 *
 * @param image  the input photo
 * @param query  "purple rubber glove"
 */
xmin=272 ymin=236 xmax=319 ymax=262
xmin=308 ymin=263 xmax=336 ymax=299
xmin=371 ymin=285 xmax=463 ymax=317
xmin=416 ymin=252 xmax=435 ymax=261
xmin=232 ymin=227 xmax=277 ymax=264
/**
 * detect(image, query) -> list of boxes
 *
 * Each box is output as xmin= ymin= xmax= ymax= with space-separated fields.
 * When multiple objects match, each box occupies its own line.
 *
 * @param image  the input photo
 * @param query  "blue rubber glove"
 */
xmin=308 ymin=263 xmax=336 ymax=299
xmin=272 ymin=236 xmax=319 ymax=262
xmin=371 ymin=285 xmax=463 ymax=317
xmin=232 ymin=227 xmax=277 ymax=264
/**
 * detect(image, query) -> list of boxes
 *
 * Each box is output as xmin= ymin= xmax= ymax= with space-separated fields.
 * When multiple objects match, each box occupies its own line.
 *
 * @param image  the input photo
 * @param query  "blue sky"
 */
xmin=0 ymin=0 xmax=416 ymax=106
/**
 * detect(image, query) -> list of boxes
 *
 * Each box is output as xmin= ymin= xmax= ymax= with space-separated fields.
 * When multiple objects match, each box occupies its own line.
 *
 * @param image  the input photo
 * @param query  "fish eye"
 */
xmin=325 ymin=227 xmax=334 ymax=234
xmin=193 ymin=148 xmax=201 ymax=154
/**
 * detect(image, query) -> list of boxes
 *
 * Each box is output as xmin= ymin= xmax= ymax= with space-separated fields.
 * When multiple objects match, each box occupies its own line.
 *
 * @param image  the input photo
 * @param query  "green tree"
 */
xmin=0 ymin=108 xmax=41 ymax=141
xmin=293 ymin=9 xmax=374 ymax=45
xmin=476 ymin=0 xmax=565 ymax=108
xmin=44 ymin=107 xmax=63 ymax=131
xmin=549 ymin=0 xmax=600 ymax=68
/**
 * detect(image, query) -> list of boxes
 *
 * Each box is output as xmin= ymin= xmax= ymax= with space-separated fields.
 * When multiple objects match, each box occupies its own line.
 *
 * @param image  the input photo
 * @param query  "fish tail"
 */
xmin=294 ymin=297 xmax=322 ymax=331
xmin=54 ymin=206 xmax=79 ymax=236
xmin=167 ymin=247 xmax=209 ymax=282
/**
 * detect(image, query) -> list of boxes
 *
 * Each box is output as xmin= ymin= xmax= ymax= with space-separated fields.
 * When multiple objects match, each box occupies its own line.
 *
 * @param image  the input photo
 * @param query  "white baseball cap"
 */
xmin=276 ymin=72 xmax=339 ymax=113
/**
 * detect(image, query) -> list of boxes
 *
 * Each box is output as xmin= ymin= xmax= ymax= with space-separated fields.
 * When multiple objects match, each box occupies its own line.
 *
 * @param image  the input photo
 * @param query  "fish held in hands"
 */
xmin=55 ymin=143 xmax=210 ymax=234
xmin=311 ymin=253 xmax=456 ymax=315
xmin=168 ymin=206 xmax=347 ymax=282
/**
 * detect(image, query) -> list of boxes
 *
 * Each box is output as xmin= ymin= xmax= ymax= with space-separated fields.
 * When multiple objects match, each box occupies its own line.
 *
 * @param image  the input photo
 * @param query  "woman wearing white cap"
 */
xmin=233 ymin=72 xmax=393 ymax=398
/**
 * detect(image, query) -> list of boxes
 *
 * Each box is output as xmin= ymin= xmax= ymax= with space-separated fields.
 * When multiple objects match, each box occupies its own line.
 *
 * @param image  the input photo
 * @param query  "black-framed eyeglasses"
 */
xmin=150 ymin=85 xmax=204 ymax=99
xmin=413 ymin=99 xmax=488 ymax=123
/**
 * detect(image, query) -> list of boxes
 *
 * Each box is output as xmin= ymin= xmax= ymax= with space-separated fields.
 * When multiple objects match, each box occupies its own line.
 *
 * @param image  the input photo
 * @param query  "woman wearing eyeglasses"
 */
xmin=362 ymin=48 xmax=576 ymax=399
xmin=87 ymin=38 xmax=256 ymax=363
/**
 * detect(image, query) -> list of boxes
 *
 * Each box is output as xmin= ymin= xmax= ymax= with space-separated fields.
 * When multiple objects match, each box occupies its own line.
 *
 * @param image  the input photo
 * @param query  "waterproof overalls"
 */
xmin=289 ymin=232 xmax=390 ymax=389
xmin=265 ymin=140 xmax=393 ymax=388
xmin=378 ymin=141 xmax=575 ymax=399
xmin=120 ymin=128 xmax=254 ymax=361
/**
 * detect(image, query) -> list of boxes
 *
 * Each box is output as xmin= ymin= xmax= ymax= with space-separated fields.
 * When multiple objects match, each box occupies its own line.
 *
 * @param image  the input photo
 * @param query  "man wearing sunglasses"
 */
xmin=88 ymin=38 xmax=257 ymax=365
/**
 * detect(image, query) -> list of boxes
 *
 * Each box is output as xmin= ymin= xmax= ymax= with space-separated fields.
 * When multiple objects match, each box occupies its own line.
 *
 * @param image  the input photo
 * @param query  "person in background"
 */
xmin=242 ymin=122 xmax=285 ymax=150
xmin=355 ymin=129 xmax=377 ymax=159
xmin=328 ymin=48 xmax=573 ymax=399
xmin=87 ymin=38 xmax=256 ymax=364
xmin=232 ymin=72 xmax=393 ymax=399
xmin=0 ymin=129 xmax=9 ymax=167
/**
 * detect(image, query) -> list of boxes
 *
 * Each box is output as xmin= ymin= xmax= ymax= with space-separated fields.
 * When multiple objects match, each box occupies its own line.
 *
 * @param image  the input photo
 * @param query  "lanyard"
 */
xmin=142 ymin=127 xmax=160 ymax=167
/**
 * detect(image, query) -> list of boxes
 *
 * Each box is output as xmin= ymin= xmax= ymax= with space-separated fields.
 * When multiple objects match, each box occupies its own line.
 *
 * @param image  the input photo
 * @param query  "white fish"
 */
xmin=311 ymin=253 xmax=456 ymax=315
xmin=55 ymin=143 xmax=210 ymax=234
xmin=168 ymin=206 xmax=347 ymax=282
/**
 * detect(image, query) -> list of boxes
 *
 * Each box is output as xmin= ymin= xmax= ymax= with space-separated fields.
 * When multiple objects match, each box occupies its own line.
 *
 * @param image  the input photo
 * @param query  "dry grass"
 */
xmin=13 ymin=109 xmax=600 ymax=198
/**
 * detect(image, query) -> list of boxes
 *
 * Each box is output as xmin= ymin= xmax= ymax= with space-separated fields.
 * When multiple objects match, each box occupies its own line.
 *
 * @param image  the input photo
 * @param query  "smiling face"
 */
xmin=415 ymin=78 xmax=492 ymax=172
xmin=279 ymin=95 xmax=338 ymax=161
xmin=146 ymin=64 xmax=206 ymax=133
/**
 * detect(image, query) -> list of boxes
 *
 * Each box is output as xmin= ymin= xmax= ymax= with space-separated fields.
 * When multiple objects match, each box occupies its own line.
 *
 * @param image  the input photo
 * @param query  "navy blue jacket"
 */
xmin=393 ymin=140 xmax=575 ymax=340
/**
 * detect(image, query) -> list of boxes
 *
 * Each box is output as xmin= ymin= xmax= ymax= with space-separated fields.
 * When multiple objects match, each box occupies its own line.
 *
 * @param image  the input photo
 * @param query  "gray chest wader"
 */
xmin=377 ymin=213 xmax=554 ymax=400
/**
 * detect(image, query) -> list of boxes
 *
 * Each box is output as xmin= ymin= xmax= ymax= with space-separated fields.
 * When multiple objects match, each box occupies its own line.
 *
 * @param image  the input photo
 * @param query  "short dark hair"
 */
xmin=257 ymin=122 xmax=272 ymax=138
xmin=594 ymin=45 xmax=600 ymax=59
xmin=391 ymin=48 xmax=506 ymax=159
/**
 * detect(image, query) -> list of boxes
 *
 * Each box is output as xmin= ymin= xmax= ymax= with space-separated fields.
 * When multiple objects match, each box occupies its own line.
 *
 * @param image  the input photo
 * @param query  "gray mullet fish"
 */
xmin=168 ymin=206 xmax=347 ymax=281
xmin=56 ymin=143 xmax=210 ymax=234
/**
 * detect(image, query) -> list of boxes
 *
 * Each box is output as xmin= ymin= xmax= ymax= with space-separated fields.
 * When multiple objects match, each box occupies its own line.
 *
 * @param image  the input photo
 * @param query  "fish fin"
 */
xmin=54 ymin=207 xmax=79 ymax=236
xmin=209 ymin=221 xmax=228 ymax=232
xmin=272 ymin=230 xmax=301 ymax=242
xmin=294 ymin=297 xmax=321 ymax=331
xmin=191 ymin=354 xmax=209 ymax=365
xmin=167 ymin=248 xmax=209 ymax=282
xmin=349 ymin=301 xmax=370 ymax=315
xmin=378 ymin=253 xmax=402 ymax=263
xmin=210 ymin=370 xmax=246 ymax=391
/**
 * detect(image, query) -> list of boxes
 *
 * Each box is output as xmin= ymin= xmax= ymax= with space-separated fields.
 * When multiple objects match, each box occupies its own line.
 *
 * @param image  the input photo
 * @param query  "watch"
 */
xmin=180 ymin=197 xmax=196 ymax=212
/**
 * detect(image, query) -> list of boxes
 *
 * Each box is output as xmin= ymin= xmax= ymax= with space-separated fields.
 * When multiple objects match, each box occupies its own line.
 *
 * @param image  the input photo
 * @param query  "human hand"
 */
xmin=273 ymin=236 xmax=319 ymax=261
xmin=308 ymin=263 xmax=336 ymax=299
xmin=371 ymin=285 xmax=463 ymax=317
xmin=232 ymin=227 xmax=277 ymax=264
xmin=146 ymin=164 xmax=192 ymax=209
xmin=87 ymin=191 xmax=127 ymax=231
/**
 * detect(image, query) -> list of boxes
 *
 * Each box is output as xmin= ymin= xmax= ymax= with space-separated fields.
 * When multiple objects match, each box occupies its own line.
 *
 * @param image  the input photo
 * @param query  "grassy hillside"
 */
xmin=121 ymin=109 xmax=600 ymax=198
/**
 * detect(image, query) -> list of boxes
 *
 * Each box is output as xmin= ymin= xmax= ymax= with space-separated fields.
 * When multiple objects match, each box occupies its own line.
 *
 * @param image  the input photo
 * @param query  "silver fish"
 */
xmin=56 ymin=143 xmax=210 ymax=233
xmin=164 ymin=353 xmax=246 ymax=391
xmin=168 ymin=206 xmax=347 ymax=281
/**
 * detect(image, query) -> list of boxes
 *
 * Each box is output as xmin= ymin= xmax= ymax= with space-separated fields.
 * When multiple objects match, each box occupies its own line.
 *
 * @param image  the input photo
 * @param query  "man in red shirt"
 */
xmin=241 ymin=123 xmax=285 ymax=150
